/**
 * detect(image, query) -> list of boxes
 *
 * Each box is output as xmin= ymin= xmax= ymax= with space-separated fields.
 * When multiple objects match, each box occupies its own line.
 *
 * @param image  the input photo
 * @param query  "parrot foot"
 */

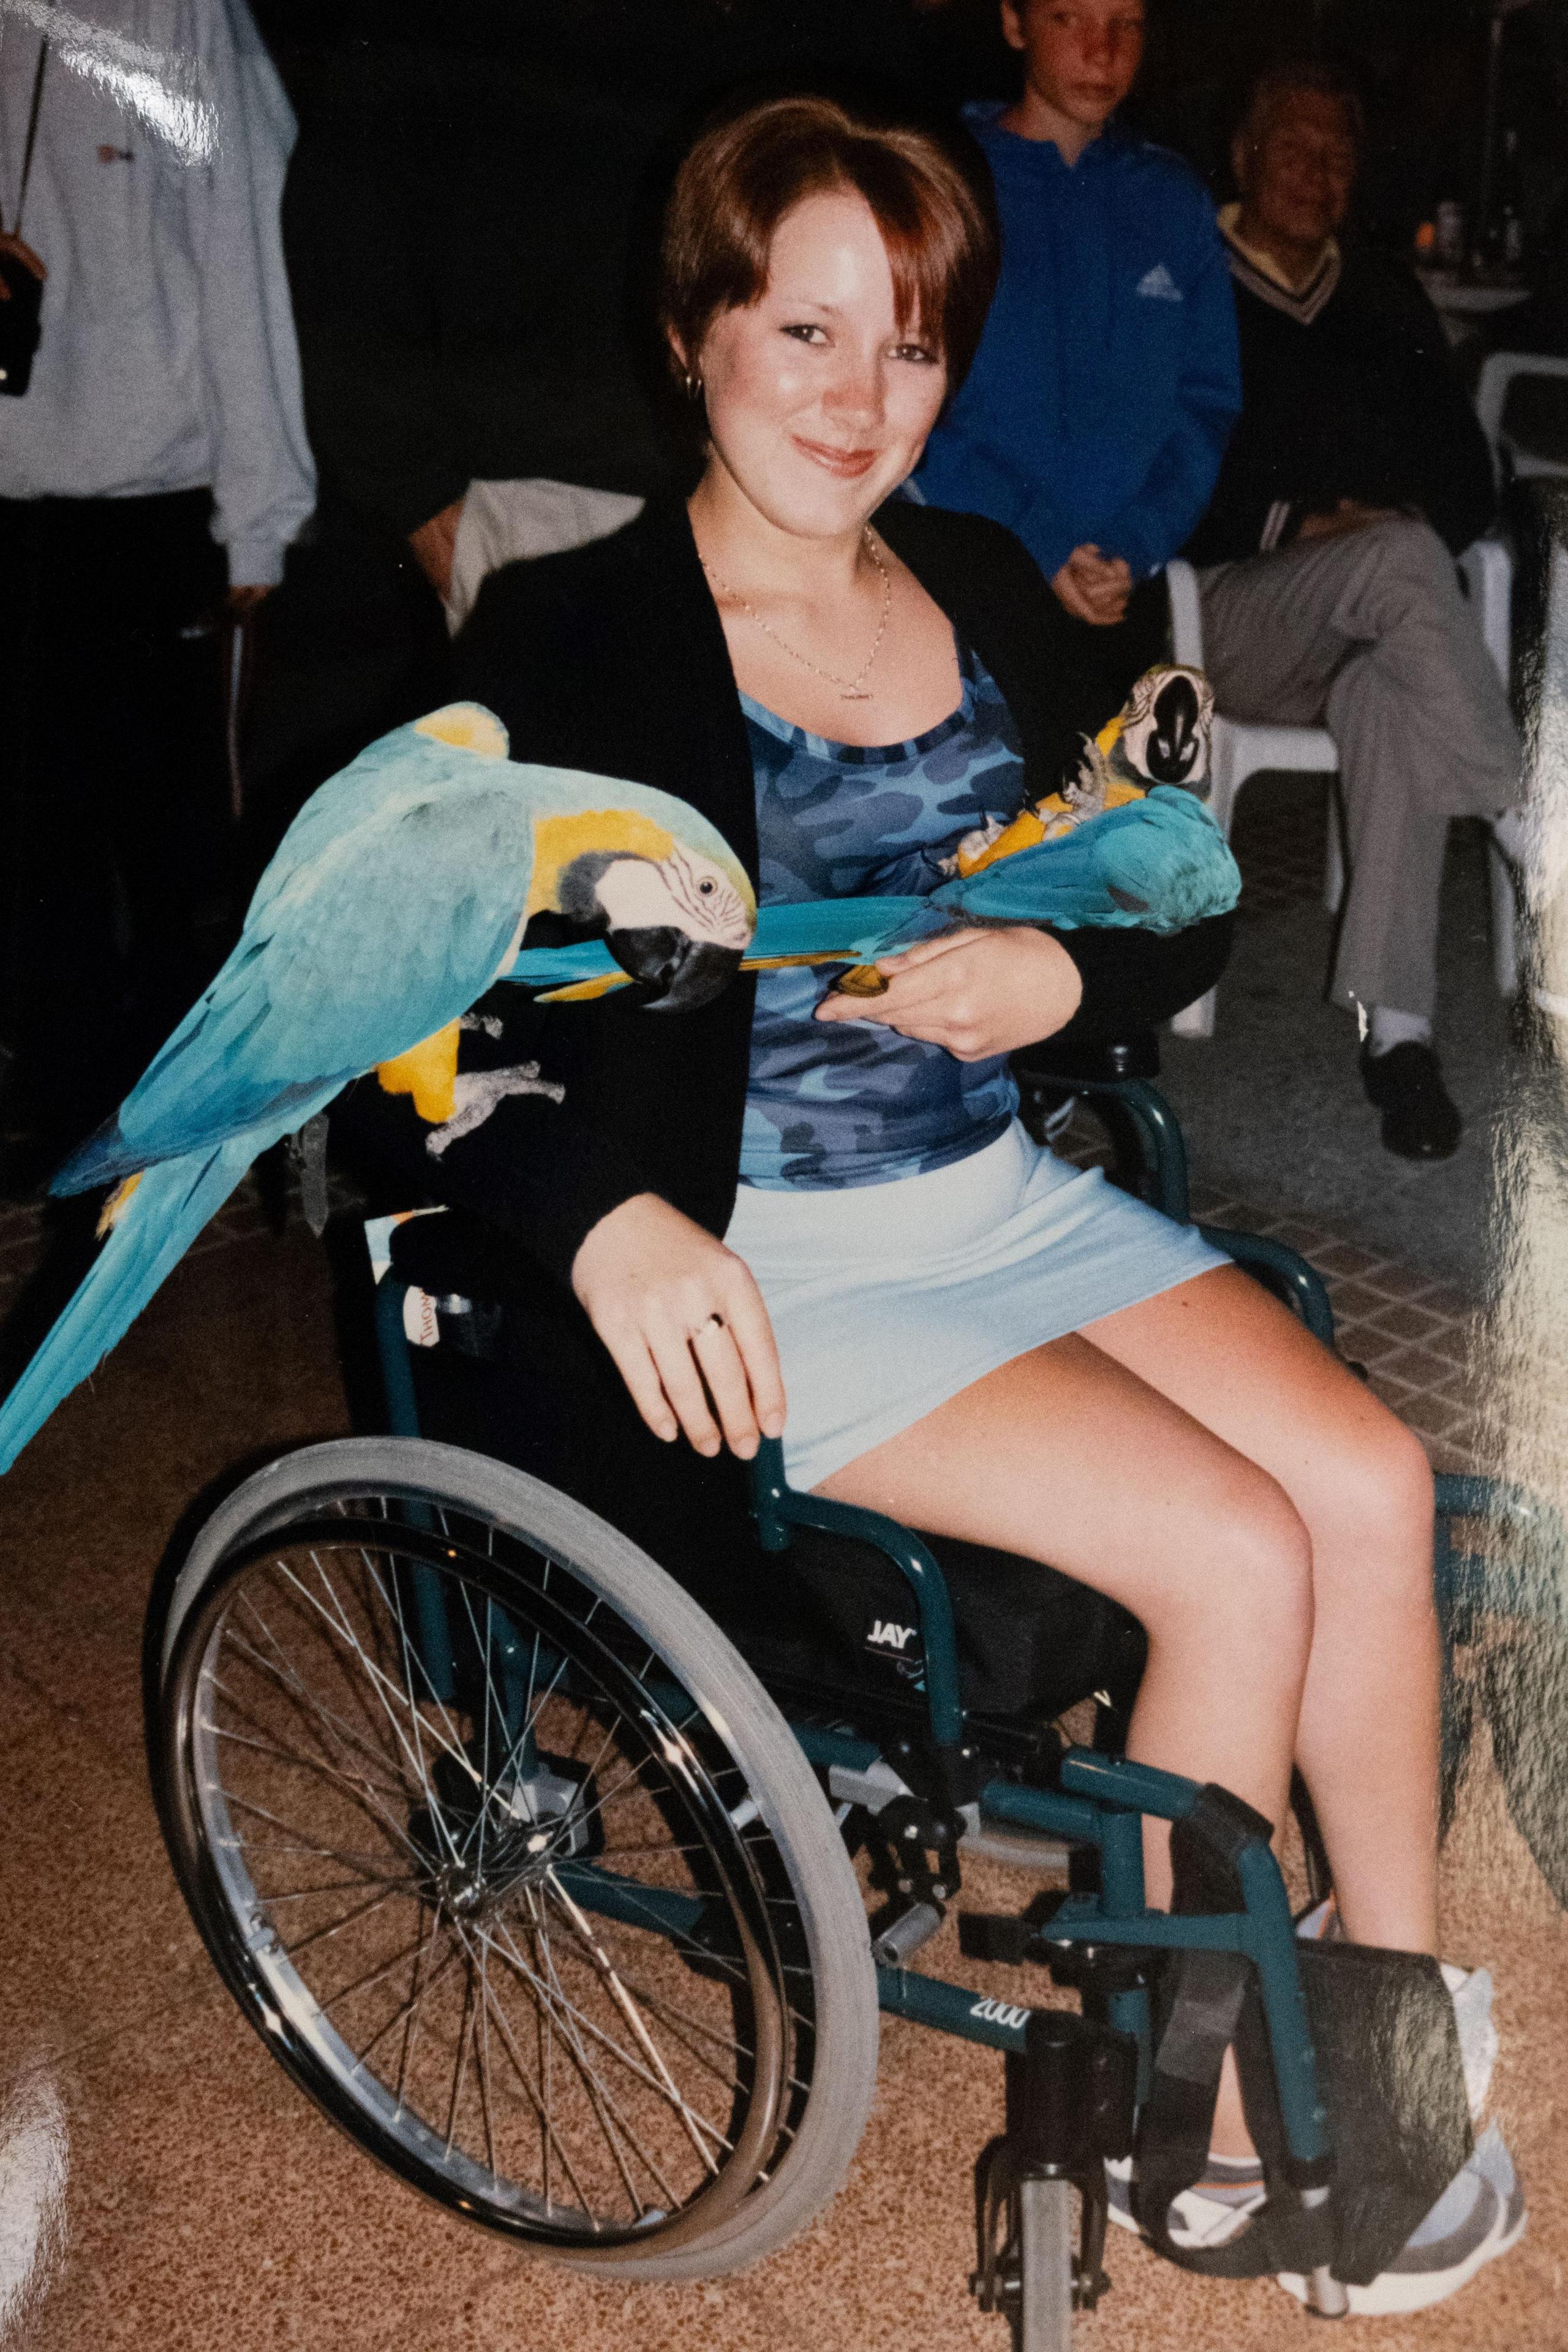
xmin=831 ymin=965 xmax=891 ymax=998
xmin=424 ymin=1065 xmax=566 ymax=1157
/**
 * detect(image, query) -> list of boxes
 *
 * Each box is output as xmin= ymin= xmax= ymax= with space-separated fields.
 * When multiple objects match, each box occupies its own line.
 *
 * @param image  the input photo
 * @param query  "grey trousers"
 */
xmin=1198 ymin=516 xmax=1521 ymax=1022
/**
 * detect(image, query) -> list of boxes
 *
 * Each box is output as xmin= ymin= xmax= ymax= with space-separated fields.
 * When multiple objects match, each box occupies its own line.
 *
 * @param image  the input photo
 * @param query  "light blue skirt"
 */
xmin=724 ymin=1119 xmax=1227 ymax=1492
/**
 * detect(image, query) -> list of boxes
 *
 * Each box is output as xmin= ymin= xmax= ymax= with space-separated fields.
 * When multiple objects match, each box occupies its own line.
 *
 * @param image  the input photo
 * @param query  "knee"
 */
xmin=1156 ymin=1468 xmax=1316 ymax=1666
xmin=1357 ymin=516 xmax=1460 ymax=615
xmin=1310 ymin=1408 xmax=1436 ymax=1614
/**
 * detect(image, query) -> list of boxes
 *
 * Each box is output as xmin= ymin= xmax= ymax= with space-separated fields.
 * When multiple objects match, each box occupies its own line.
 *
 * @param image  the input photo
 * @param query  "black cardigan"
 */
xmin=1184 ymin=245 xmax=1497 ymax=567
xmin=337 ymin=497 xmax=1231 ymax=1300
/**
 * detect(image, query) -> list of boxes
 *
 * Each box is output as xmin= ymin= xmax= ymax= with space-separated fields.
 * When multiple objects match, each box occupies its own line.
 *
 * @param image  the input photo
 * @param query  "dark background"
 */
xmin=230 ymin=0 xmax=1568 ymax=877
xmin=250 ymin=0 xmax=1568 ymax=257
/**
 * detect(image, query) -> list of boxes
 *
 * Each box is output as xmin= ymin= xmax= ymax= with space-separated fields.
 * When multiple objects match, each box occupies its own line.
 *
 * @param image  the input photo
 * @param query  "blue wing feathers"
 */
xmin=937 ymin=789 xmax=1240 ymax=935
xmin=0 ymin=1141 xmax=257 ymax=1474
xmin=55 ymin=772 xmax=532 ymax=1191
xmin=2 ymin=712 xmax=781 ymax=1476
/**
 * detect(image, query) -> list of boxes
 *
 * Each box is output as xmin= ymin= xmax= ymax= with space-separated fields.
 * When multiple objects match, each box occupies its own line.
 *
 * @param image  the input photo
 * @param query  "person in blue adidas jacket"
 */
xmin=918 ymin=0 xmax=1239 ymax=656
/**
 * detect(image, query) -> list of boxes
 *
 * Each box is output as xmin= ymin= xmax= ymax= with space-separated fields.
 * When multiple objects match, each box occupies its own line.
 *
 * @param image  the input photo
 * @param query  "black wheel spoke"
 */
xmin=162 ymin=1476 xmax=831 ymax=2256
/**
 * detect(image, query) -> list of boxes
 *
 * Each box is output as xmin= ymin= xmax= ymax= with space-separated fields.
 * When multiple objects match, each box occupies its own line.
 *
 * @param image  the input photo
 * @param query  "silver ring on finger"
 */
xmin=688 ymin=1312 xmax=725 ymax=1343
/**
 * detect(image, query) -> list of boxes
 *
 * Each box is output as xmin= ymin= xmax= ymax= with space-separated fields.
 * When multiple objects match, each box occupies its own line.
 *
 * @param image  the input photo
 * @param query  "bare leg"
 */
xmin=815 ymin=1297 xmax=1316 ymax=1830
xmin=1082 ymin=1267 xmax=1440 ymax=1954
xmin=817 ymin=1264 xmax=1439 ymax=2150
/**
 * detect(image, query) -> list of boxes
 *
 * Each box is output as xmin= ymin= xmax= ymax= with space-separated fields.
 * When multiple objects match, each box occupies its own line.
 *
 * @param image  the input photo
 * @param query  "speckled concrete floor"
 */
xmin=0 ymin=1207 xmax=1564 ymax=2352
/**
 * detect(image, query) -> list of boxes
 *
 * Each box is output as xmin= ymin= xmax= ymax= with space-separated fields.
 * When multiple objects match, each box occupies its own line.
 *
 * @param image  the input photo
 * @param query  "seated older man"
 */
xmin=1185 ymin=62 xmax=1523 ymax=1161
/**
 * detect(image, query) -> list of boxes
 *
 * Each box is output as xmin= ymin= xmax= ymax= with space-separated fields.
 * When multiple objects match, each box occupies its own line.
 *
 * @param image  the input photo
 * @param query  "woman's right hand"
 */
xmin=571 ymin=1192 xmax=786 ymax=1461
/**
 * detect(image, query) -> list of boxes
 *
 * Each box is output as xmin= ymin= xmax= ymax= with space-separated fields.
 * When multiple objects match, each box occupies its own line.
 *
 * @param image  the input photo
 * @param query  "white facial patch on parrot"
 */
xmin=1116 ymin=665 xmax=1214 ymax=789
xmin=594 ymin=848 xmax=753 ymax=949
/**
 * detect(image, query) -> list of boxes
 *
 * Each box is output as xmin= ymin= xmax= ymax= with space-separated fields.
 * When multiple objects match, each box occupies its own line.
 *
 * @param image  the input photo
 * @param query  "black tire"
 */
xmin=154 ymin=1438 xmax=879 ymax=2278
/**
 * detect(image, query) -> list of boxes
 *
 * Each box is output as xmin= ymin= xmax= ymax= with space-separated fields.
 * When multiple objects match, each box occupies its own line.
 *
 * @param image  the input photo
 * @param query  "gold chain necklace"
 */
xmin=699 ymin=528 xmax=892 ymax=701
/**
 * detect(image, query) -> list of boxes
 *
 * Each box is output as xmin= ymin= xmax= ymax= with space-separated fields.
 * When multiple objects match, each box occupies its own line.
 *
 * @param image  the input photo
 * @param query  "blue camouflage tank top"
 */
xmin=739 ymin=645 xmax=1027 ymax=1190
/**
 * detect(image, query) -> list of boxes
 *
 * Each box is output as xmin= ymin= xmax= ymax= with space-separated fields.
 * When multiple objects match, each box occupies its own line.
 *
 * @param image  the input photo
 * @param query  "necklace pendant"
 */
xmin=842 ymin=687 xmax=871 ymax=701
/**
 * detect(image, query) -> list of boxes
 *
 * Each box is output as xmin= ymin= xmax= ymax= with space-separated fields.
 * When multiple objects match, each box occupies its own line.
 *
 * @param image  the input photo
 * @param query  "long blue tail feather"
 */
xmin=0 ymin=1139 xmax=257 ymax=1472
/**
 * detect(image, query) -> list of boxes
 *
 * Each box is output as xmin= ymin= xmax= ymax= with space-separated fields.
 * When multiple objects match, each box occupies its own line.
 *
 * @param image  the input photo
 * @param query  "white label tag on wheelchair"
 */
xmin=403 ymin=1286 xmax=440 ymax=1348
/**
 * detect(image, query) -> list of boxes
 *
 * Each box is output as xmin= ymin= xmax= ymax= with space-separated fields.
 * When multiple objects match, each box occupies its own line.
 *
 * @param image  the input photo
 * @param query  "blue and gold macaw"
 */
xmin=0 ymin=666 xmax=1236 ymax=1475
xmin=515 ymin=665 xmax=1237 ymax=1004
xmin=0 ymin=704 xmax=754 ymax=1473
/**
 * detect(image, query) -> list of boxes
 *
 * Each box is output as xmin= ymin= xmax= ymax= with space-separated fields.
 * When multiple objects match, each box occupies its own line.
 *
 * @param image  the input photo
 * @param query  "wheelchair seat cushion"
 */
xmin=774 ymin=1521 xmax=1147 ymax=1727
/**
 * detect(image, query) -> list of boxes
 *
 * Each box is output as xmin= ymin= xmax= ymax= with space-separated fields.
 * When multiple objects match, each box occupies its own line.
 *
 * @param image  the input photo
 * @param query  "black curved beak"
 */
xmin=606 ymin=926 xmax=745 ymax=1013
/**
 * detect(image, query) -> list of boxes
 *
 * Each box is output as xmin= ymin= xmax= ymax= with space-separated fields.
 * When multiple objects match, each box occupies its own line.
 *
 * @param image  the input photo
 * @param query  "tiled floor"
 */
xmin=1 ymin=793 xmax=1561 ymax=2352
xmin=0 ymin=1218 xmax=1561 ymax=2352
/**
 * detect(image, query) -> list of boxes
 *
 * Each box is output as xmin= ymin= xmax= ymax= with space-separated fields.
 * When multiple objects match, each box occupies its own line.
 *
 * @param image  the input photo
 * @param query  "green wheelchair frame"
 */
xmin=355 ymin=1063 xmax=1396 ymax=2338
xmin=374 ymin=1268 xmax=1341 ymax=2331
xmin=221 ymin=1057 xmax=1524 ymax=2346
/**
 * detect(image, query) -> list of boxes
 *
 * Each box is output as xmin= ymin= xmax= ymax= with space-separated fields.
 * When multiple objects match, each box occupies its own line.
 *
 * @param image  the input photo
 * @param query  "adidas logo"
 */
xmin=866 ymin=1618 xmax=919 ymax=1654
xmin=1136 ymin=262 xmax=1182 ymax=301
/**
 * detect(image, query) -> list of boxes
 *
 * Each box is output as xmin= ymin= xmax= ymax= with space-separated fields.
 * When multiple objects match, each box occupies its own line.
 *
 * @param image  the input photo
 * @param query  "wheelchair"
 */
xmin=146 ymin=1044 xmax=1531 ymax=2349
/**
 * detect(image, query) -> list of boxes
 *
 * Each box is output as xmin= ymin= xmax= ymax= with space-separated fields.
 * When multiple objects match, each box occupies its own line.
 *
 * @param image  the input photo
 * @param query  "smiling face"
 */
xmin=687 ymin=187 xmax=949 ymax=546
xmin=1001 ymin=0 xmax=1146 ymax=137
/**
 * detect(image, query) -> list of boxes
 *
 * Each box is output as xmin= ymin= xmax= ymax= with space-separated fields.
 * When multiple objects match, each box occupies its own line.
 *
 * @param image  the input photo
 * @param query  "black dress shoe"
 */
xmin=1359 ymin=1042 xmax=1462 ymax=1161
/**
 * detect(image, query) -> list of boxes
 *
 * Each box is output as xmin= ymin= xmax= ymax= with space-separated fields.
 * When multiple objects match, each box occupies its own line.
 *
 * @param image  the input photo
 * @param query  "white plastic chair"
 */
xmin=1476 ymin=350 xmax=1568 ymax=483
xmin=1166 ymin=558 xmax=1339 ymax=1039
xmin=1165 ymin=540 xmax=1517 ymax=1039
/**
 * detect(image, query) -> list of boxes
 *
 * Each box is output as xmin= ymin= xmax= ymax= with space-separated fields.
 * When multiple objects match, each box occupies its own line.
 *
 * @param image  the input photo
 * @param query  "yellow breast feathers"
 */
xmin=375 ymin=1022 xmax=462 ymax=1123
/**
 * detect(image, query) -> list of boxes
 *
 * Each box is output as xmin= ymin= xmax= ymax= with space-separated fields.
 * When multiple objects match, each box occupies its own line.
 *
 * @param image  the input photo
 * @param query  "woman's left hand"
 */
xmin=813 ymin=925 xmax=1083 ymax=1061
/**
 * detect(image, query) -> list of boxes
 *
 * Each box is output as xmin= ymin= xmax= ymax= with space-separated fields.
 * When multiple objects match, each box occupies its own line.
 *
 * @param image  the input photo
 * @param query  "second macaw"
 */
xmin=0 ymin=704 xmax=754 ymax=1474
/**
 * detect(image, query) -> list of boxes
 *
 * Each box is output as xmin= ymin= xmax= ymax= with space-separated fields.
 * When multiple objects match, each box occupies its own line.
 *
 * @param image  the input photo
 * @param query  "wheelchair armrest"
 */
xmin=1197 ymin=1226 xmax=1336 ymax=1348
xmin=750 ymin=1436 xmax=966 ymax=1747
xmin=1013 ymin=1030 xmax=1161 ymax=1085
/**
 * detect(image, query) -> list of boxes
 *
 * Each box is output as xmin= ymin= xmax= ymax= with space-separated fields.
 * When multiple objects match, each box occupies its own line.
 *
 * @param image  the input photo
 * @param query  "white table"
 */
xmin=1417 ymin=268 xmax=1532 ymax=347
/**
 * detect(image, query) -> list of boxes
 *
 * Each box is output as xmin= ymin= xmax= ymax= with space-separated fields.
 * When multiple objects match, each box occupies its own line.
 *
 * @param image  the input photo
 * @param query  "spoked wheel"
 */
xmin=154 ymin=1439 xmax=878 ymax=2277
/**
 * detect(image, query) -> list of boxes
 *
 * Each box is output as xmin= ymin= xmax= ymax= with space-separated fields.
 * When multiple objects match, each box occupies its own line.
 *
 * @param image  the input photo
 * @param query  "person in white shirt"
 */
xmin=0 ymin=0 xmax=314 ymax=1182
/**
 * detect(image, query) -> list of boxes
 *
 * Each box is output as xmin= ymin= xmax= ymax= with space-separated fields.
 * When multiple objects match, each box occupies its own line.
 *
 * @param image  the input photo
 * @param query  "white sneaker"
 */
xmin=1441 ymin=1961 xmax=1499 ymax=2124
xmin=1104 ymin=2152 xmax=1266 ymax=2250
xmin=1276 ymin=2124 xmax=1526 ymax=2316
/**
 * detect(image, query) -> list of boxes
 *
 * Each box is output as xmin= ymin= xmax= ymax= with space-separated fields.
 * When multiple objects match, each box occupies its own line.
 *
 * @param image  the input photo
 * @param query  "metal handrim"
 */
xmin=164 ymin=1494 xmax=813 ymax=2252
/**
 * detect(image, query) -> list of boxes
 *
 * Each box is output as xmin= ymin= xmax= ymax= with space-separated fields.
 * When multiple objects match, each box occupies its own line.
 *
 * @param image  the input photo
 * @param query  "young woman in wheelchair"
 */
xmin=343 ymin=91 xmax=1514 ymax=2299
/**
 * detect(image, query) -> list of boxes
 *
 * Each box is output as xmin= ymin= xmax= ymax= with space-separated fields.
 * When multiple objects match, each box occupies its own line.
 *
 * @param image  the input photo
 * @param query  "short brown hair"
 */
xmin=658 ymin=94 xmax=998 ymax=398
xmin=1236 ymin=61 xmax=1365 ymax=162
